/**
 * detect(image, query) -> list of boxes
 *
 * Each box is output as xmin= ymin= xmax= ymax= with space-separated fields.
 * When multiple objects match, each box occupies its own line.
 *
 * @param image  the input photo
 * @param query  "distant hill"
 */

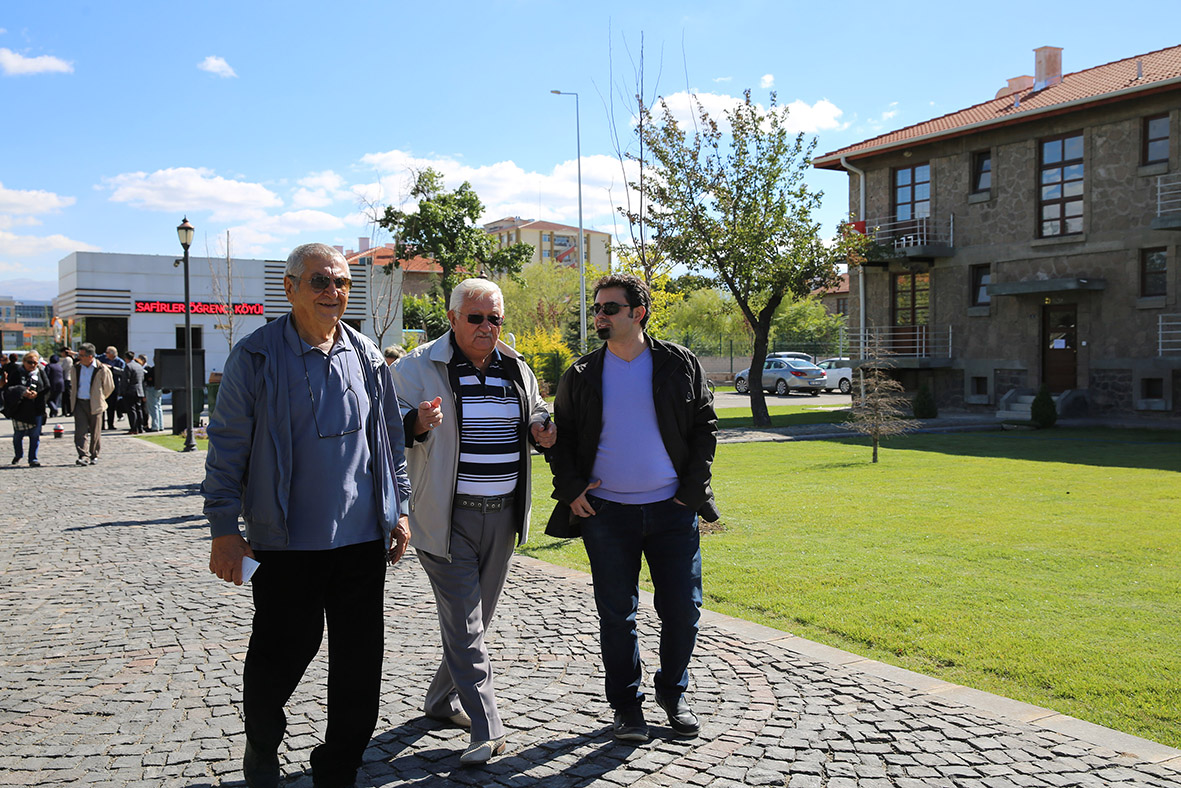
xmin=0 ymin=279 xmax=58 ymax=301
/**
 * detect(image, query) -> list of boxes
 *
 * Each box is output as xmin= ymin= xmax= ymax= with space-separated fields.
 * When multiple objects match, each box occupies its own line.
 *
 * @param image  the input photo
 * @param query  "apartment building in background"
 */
xmin=814 ymin=44 xmax=1181 ymax=418
xmin=484 ymin=216 xmax=612 ymax=270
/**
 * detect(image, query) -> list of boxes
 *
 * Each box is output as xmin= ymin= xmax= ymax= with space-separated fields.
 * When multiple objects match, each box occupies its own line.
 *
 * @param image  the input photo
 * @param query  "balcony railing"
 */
xmin=1158 ymin=174 xmax=1181 ymax=217
xmin=1160 ymin=314 xmax=1181 ymax=356
xmin=863 ymin=214 xmax=954 ymax=252
xmin=852 ymin=324 xmax=953 ymax=359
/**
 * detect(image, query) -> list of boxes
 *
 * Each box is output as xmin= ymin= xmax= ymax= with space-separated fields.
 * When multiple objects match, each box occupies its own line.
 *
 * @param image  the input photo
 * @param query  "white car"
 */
xmin=816 ymin=358 xmax=853 ymax=394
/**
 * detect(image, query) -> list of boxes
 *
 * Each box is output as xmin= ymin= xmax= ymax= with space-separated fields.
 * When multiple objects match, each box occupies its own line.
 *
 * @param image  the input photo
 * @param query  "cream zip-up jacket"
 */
xmin=390 ymin=332 xmax=550 ymax=561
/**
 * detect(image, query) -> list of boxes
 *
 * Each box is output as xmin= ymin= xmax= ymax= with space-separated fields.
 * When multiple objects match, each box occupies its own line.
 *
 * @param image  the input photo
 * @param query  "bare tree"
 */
xmin=599 ymin=27 xmax=668 ymax=287
xmin=841 ymin=331 xmax=918 ymax=462
xmin=207 ymin=230 xmax=241 ymax=351
xmin=357 ymin=190 xmax=405 ymax=348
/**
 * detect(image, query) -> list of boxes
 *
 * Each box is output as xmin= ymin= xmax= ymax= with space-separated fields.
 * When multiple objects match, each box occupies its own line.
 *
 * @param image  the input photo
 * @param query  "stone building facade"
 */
xmin=815 ymin=45 xmax=1181 ymax=418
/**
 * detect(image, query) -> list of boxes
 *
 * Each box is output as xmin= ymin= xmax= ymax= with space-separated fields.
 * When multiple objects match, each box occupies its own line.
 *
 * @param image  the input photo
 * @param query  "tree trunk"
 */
xmin=872 ymin=437 xmax=879 ymax=463
xmin=749 ymin=334 xmax=771 ymax=428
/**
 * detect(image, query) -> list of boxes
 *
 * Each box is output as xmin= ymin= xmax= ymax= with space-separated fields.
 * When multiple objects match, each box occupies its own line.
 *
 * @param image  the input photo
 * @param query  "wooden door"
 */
xmin=1042 ymin=304 xmax=1077 ymax=393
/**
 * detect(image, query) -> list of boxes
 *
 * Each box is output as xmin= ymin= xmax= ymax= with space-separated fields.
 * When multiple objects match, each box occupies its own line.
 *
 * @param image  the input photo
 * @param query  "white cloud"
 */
xmin=760 ymin=73 xmax=775 ymax=89
xmin=222 ymin=210 xmax=347 ymax=253
xmin=291 ymin=170 xmax=350 ymax=208
xmin=881 ymin=101 xmax=899 ymax=121
xmin=713 ymin=76 xmax=732 ymax=83
xmin=197 ymin=55 xmax=237 ymax=78
xmin=358 ymin=148 xmax=636 ymax=232
xmin=0 ymin=215 xmax=42 ymax=230
xmin=0 ymin=182 xmax=75 ymax=215
xmin=656 ymin=91 xmax=846 ymax=134
xmin=0 ymin=48 xmax=73 ymax=76
xmin=0 ymin=229 xmax=98 ymax=257
xmin=103 ymin=167 xmax=281 ymax=222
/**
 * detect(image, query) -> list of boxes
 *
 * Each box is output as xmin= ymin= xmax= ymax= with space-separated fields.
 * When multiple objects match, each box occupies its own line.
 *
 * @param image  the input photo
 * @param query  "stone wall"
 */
xmin=1089 ymin=368 xmax=1134 ymax=414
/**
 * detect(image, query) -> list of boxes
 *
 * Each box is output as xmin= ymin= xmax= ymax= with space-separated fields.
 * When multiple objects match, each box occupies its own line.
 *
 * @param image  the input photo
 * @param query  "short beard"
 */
xmin=595 ymin=326 xmax=612 ymax=340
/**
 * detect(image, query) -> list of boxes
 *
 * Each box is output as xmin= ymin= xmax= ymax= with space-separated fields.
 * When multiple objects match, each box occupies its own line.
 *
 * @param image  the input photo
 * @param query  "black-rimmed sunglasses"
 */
xmin=290 ymin=273 xmax=353 ymax=293
xmin=591 ymin=301 xmax=632 ymax=316
xmin=461 ymin=312 xmax=505 ymax=326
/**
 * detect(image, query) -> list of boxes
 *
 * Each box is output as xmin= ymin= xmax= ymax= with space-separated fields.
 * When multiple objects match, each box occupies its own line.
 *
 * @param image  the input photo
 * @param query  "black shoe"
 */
xmin=243 ymin=741 xmax=280 ymax=788
xmin=10 ymin=457 xmax=18 ymax=465
xmin=656 ymin=694 xmax=700 ymax=737
xmin=612 ymin=705 xmax=649 ymax=742
xmin=76 ymin=458 xmax=88 ymax=466
xmin=28 ymin=461 xmax=40 ymax=467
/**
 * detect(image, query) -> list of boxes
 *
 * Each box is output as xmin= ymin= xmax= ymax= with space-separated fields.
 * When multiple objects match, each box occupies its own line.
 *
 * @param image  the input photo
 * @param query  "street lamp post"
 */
xmin=551 ymin=89 xmax=586 ymax=352
xmin=176 ymin=217 xmax=197 ymax=452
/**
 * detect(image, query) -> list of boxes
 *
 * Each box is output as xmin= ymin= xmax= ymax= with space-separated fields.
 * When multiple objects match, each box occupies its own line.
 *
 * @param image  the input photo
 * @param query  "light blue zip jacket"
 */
xmin=202 ymin=314 xmax=411 ymax=546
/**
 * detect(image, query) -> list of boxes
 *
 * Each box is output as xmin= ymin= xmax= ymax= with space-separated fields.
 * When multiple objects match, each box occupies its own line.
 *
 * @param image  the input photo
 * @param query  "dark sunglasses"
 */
xmin=462 ymin=312 xmax=505 ymax=327
xmin=592 ymin=301 xmax=633 ymax=316
xmin=290 ymin=273 xmax=352 ymax=293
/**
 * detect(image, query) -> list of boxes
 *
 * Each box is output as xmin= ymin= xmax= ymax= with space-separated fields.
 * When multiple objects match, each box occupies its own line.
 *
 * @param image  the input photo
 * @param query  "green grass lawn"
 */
xmin=138 ymin=433 xmax=209 ymax=451
xmin=520 ymin=428 xmax=1181 ymax=748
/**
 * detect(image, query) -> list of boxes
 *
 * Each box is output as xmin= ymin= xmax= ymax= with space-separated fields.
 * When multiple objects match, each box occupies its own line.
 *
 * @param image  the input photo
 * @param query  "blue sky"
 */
xmin=1 ymin=0 xmax=1177 ymax=298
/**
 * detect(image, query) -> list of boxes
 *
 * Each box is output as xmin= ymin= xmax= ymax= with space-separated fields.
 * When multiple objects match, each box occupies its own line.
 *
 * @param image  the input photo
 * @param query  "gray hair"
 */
xmin=285 ymin=243 xmax=346 ymax=280
xmin=23 ymin=350 xmax=40 ymax=363
xmin=383 ymin=345 xmax=407 ymax=361
xmin=449 ymin=278 xmax=503 ymax=312
xmin=79 ymin=343 xmax=96 ymax=356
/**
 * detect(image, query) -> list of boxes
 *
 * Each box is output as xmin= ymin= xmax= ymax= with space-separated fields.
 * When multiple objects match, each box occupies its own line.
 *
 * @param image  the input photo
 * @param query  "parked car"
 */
xmin=767 ymin=351 xmax=814 ymax=363
xmin=734 ymin=358 xmax=826 ymax=396
xmin=815 ymin=357 xmax=853 ymax=394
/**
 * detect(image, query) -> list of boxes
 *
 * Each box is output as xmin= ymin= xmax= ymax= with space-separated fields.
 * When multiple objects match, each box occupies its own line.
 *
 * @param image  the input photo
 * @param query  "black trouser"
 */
xmin=243 ymin=539 xmax=386 ymax=788
xmin=122 ymin=395 xmax=143 ymax=432
xmin=104 ymin=392 xmax=119 ymax=429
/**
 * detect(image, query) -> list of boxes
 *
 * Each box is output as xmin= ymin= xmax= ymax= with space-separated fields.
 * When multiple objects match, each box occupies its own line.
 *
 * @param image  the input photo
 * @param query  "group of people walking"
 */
xmin=1 ymin=344 xmax=166 ymax=469
xmin=201 ymin=242 xmax=718 ymax=788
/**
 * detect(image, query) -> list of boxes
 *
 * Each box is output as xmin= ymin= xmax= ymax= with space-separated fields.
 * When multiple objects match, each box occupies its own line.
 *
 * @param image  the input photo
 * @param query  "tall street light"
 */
xmin=177 ymin=217 xmax=197 ymax=452
xmin=551 ymin=89 xmax=586 ymax=352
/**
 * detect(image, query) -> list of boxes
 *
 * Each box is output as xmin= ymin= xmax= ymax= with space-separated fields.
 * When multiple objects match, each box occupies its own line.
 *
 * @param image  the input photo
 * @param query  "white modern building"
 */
xmin=54 ymin=251 xmax=398 ymax=377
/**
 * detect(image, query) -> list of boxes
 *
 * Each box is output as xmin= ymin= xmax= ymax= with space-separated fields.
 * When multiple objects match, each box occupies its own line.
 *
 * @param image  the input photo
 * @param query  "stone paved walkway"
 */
xmin=1 ymin=417 xmax=1179 ymax=787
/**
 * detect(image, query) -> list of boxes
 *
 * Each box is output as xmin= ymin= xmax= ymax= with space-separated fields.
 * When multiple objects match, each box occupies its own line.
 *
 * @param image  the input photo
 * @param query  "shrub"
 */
xmin=1030 ymin=384 xmax=1058 ymax=428
xmin=515 ymin=328 xmax=575 ymax=394
xmin=912 ymin=383 xmax=938 ymax=419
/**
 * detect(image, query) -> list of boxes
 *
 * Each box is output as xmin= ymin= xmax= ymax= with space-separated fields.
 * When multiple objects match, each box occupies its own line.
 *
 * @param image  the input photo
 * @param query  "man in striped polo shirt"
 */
xmin=390 ymin=278 xmax=555 ymax=766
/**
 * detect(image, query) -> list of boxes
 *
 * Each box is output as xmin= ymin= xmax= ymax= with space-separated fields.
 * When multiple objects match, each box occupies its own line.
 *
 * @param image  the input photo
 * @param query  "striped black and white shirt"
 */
xmin=451 ymin=348 xmax=521 ymax=497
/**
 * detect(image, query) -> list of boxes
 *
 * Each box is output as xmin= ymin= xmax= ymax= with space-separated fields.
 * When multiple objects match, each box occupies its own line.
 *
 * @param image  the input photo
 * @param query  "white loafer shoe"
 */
xmin=459 ymin=736 xmax=506 ymax=766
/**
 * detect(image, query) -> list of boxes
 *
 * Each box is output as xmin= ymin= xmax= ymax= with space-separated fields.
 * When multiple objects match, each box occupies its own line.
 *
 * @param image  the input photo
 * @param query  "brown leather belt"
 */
xmin=454 ymin=493 xmax=512 ymax=513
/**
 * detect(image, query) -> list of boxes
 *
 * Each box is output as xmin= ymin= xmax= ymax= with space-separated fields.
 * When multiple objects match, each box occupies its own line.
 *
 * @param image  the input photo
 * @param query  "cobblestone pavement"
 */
xmin=2 ymin=419 xmax=1179 ymax=788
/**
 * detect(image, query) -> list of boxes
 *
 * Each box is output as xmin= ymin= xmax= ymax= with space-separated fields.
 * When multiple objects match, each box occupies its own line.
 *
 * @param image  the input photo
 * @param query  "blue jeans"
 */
xmin=13 ymin=415 xmax=43 ymax=463
xmin=581 ymin=495 xmax=702 ymax=710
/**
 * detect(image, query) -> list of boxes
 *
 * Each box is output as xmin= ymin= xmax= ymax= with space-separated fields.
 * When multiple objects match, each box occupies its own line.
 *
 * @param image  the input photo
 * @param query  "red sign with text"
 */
xmin=135 ymin=301 xmax=264 ymax=316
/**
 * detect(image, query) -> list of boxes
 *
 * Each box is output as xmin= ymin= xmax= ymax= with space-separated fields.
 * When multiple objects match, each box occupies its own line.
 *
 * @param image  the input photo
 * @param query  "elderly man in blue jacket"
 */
xmin=202 ymin=243 xmax=412 ymax=788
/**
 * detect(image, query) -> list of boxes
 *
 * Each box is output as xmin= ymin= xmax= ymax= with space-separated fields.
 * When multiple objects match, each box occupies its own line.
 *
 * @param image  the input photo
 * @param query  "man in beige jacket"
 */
xmin=389 ymin=278 xmax=555 ymax=766
xmin=70 ymin=343 xmax=115 ymax=466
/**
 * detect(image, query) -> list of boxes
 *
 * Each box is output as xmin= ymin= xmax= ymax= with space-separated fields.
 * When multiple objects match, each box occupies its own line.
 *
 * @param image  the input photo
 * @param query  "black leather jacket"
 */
xmin=546 ymin=336 xmax=719 ymax=538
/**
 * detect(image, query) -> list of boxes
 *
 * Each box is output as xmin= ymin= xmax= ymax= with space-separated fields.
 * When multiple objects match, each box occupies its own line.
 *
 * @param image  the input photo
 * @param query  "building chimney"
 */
xmin=995 ymin=75 xmax=1035 ymax=99
xmin=1034 ymin=46 xmax=1063 ymax=91
xmin=358 ymin=237 xmax=370 ymax=252
xmin=333 ymin=245 xmax=344 ymax=254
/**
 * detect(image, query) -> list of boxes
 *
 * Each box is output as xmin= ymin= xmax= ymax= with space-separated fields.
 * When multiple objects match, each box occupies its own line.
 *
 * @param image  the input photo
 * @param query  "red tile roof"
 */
xmin=812 ymin=272 xmax=849 ymax=297
xmin=814 ymin=44 xmax=1181 ymax=169
xmin=345 ymin=246 xmax=442 ymax=274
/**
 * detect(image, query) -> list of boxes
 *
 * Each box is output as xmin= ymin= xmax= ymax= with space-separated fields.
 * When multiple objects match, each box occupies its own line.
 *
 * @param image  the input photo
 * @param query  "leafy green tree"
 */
xmin=377 ymin=168 xmax=533 ymax=304
xmin=636 ymin=89 xmax=867 ymax=427
xmin=401 ymin=293 xmax=448 ymax=340
xmin=770 ymin=296 xmax=847 ymax=357
xmin=498 ymin=260 xmax=581 ymax=339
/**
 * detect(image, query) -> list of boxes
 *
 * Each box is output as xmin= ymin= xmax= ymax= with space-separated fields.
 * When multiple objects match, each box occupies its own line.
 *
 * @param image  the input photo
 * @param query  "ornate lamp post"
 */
xmin=176 ymin=217 xmax=197 ymax=452
xmin=550 ymin=89 xmax=586 ymax=352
